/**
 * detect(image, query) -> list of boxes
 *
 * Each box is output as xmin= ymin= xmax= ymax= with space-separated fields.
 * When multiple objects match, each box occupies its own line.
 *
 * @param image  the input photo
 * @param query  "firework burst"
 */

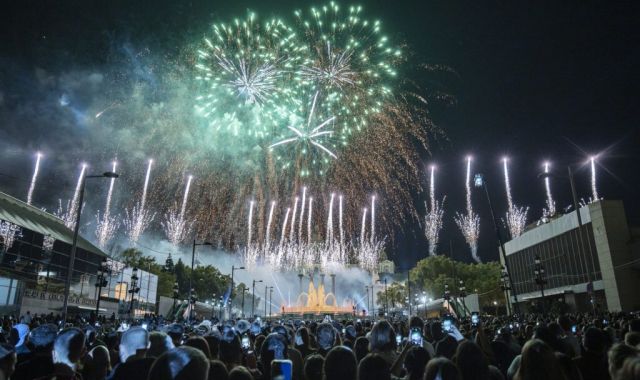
xmin=26 ymin=152 xmax=42 ymax=205
xmin=124 ymin=160 xmax=156 ymax=244
xmin=95 ymin=161 xmax=120 ymax=249
xmin=162 ymin=175 xmax=194 ymax=247
xmin=542 ymin=161 xmax=556 ymax=218
xmin=502 ymin=158 xmax=528 ymax=239
xmin=454 ymin=156 xmax=481 ymax=263
xmin=424 ymin=165 xmax=445 ymax=256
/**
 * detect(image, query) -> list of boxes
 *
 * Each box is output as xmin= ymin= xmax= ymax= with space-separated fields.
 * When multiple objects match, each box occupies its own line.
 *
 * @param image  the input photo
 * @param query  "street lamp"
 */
xmin=458 ymin=280 xmax=467 ymax=317
xmin=493 ymin=300 xmax=499 ymax=316
xmin=365 ymin=286 xmax=370 ymax=317
xmin=474 ymin=173 xmax=519 ymax=314
xmin=538 ymin=164 xmax=596 ymax=311
xmin=241 ymin=285 xmax=248 ymax=318
xmin=500 ymin=267 xmax=512 ymax=315
xmin=190 ymin=240 xmax=212 ymax=322
xmin=61 ymin=170 xmax=119 ymax=322
xmin=252 ymin=279 xmax=263 ymax=318
xmin=172 ymin=282 xmax=179 ymax=314
xmin=264 ymin=285 xmax=273 ymax=318
xmin=534 ymin=255 xmax=547 ymax=315
xmin=269 ymin=287 xmax=274 ymax=318
xmin=128 ymin=267 xmax=140 ymax=319
xmin=230 ymin=265 xmax=245 ymax=316
xmin=94 ymin=259 xmax=109 ymax=317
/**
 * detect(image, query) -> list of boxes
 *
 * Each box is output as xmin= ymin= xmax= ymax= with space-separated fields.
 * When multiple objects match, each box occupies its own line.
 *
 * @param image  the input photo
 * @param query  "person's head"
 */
xmin=424 ymin=358 xmax=461 ymax=380
xmin=167 ymin=323 xmax=185 ymax=346
xmin=119 ymin=327 xmax=149 ymax=362
xmin=608 ymin=343 xmax=638 ymax=380
xmin=583 ymin=327 xmax=606 ymax=354
xmin=409 ymin=316 xmax=424 ymax=331
xmin=9 ymin=323 xmax=29 ymax=348
xmin=354 ymin=336 xmax=370 ymax=363
xmin=515 ymin=339 xmax=565 ymax=380
xmin=304 ymin=354 xmax=324 ymax=380
xmin=430 ymin=321 xmax=444 ymax=341
xmin=557 ymin=315 xmax=572 ymax=333
xmin=625 ymin=332 xmax=640 ymax=348
xmin=296 ymin=327 xmax=311 ymax=347
xmin=620 ymin=355 xmax=640 ymax=379
xmin=316 ymin=323 xmax=336 ymax=353
xmin=453 ymin=340 xmax=489 ymax=380
xmin=403 ymin=345 xmax=429 ymax=380
xmin=357 ymin=353 xmax=390 ymax=380
xmin=28 ymin=323 xmax=58 ymax=353
xmin=260 ymin=333 xmax=289 ymax=371
xmin=52 ymin=328 xmax=86 ymax=370
xmin=148 ymin=332 xmax=175 ymax=358
xmin=324 ymin=346 xmax=357 ymax=380
xmin=86 ymin=345 xmax=111 ymax=380
xmin=184 ymin=336 xmax=212 ymax=359
xmin=218 ymin=334 xmax=242 ymax=365
xmin=228 ymin=365 xmax=252 ymax=380
xmin=204 ymin=335 xmax=221 ymax=359
xmin=0 ymin=345 xmax=16 ymax=379
xmin=148 ymin=347 xmax=210 ymax=380
xmin=368 ymin=321 xmax=396 ymax=354
xmin=208 ymin=359 xmax=229 ymax=380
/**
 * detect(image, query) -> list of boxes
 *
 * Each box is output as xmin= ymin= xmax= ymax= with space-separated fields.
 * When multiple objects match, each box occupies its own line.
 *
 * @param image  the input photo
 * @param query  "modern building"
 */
xmin=501 ymin=200 xmax=640 ymax=312
xmin=0 ymin=191 xmax=157 ymax=318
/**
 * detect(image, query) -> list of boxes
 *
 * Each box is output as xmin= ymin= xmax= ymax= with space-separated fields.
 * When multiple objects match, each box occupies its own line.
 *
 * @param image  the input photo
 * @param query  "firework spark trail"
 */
xmin=247 ymin=200 xmax=255 ymax=246
xmin=289 ymin=196 xmax=299 ymax=242
xmin=454 ymin=156 xmax=481 ymax=262
xmin=279 ymin=208 xmax=291 ymax=247
xmin=361 ymin=207 xmax=368 ymax=242
xmin=180 ymin=175 xmax=193 ymax=219
xmin=339 ymin=195 xmax=344 ymax=247
xmin=95 ymin=161 xmax=120 ymax=249
xmin=543 ymin=162 xmax=556 ymax=217
xmin=425 ymin=165 xmax=445 ymax=256
xmin=265 ymin=201 xmax=276 ymax=245
xmin=326 ymin=193 xmax=335 ymax=243
xmin=27 ymin=152 xmax=42 ymax=205
xmin=502 ymin=158 xmax=528 ymax=238
xmin=298 ymin=187 xmax=306 ymax=242
xmin=307 ymin=197 xmax=313 ymax=244
xmin=370 ymin=196 xmax=376 ymax=244
xmin=61 ymin=164 xmax=87 ymax=229
xmin=124 ymin=160 xmax=156 ymax=245
xmin=162 ymin=175 xmax=195 ymax=247
xmin=590 ymin=156 xmax=599 ymax=201
xmin=299 ymin=42 xmax=357 ymax=89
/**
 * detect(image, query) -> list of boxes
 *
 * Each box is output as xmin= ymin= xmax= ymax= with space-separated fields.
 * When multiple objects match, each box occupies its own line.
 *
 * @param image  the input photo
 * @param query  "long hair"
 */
xmin=368 ymin=321 xmax=396 ymax=353
xmin=515 ymin=339 xmax=567 ymax=380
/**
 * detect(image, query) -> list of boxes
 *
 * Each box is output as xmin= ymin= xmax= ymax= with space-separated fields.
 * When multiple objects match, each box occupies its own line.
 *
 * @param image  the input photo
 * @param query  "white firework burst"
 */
xmin=123 ymin=202 xmax=156 ymax=245
xmin=0 ymin=221 xmax=22 ymax=253
xmin=300 ymin=42 xmax=356 ymax=89
xmin=455 ymin=156 xmax=481 ymax=262
xmin=162 ymin=207 xmax=194 ymax=247
xmin=424 ymin=165 xmax=445 ymax=256
xmin=95 ymin=211 xmax=120 ymax=250
xmin=502 ymin=158 xmax=528 ymax=239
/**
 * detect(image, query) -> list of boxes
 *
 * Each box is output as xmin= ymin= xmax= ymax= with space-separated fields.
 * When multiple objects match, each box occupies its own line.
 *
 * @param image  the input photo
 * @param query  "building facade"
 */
xmin=501 ymin=200 xmax=640 ymax=312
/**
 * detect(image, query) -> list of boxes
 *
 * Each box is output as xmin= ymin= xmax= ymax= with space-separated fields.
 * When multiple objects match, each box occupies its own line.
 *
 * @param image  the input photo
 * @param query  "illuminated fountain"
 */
xmin=282 ymin=272 xmax=354 ymax=316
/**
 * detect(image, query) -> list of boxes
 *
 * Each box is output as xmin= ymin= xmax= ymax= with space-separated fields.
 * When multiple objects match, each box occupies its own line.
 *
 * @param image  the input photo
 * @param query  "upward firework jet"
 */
xmin=162 ymin=175 xmax=195 ymax=246
xmin=424 ymin=165 xmax=445 ymax=256
xmin=124 ymin=160 xmax=156 ymax=245
xmin=543 ymin=162 xmax=556 ymax=218
xmin=454 ymin=157 xmax=481 ymax=263
xmin=55 ymin=164 xmax=87 ymax=229
xmin=26 ymin=152 xmax=42 ymax=205
xmin=502 ymin=158 xmax=528 ymax=239
xmin=590 ymin=156 xmax=599 ymax=202
xmin=95 ymin=161 xmax=120 ymax=249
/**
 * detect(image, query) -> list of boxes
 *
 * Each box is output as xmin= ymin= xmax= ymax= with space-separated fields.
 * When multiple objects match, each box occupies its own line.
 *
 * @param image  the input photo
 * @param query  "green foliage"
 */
xmin=409 ymin=255 xmax=503 ymax=308
xmin=376 ymin=282 xmax=407 ymax=308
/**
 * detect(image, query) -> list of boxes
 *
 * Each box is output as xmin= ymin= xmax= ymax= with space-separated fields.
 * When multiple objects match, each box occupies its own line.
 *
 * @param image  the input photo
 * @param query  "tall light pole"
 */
xmin=538 ymin=164 xmax=596 ymax=312
xmin=534 ymin=255 xmax=547 ymax=315
xmin=128 ymin=267 xmax=140 ymax=319
xmin=473 ymin=173 xmax=519 ymax=313
xmin=500 ymin=267 xmax=512 ymax=315
xmin=94 ymin=259 xmax=109 ymax=317
xmin=269 ymin=287 xmax=274 ymax=318
xmin=365 ymin=286 xmax=370 ymax=317
xmin=62 ymin=170 xmax=119 ymax=322
xmin=190 ymin=240 xmax=212 ymax=322
xmin=230 ymin=265 xmax=245 ymax=316
xmin=241 ymin=285 xmax=248 ymax=318
xmin=458 ymin=280 xmax=467 ymax=317
xmin=172 ymin=282 xmax=179 ymax=318
xmin=252 ymin=279 xmax=263 ymax=318
xmin=264 ymin=285 xmax=273 ymax=318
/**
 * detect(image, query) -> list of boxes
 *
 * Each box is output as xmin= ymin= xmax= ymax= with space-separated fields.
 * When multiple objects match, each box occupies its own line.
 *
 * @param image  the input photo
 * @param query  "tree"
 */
xmin=377 ymin=282 xmax=407 ymax=309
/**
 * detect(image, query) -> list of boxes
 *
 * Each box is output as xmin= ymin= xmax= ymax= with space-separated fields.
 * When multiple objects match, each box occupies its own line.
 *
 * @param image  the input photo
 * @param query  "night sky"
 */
xmin=1 ymin=0 xmax=638 ymax=266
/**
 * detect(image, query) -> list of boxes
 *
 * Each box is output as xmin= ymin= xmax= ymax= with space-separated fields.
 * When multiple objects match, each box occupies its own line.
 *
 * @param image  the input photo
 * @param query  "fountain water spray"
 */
xmin=95 ymin=161 xmax=120 ymax=249
xmin=502 ymin=158 xmax=528 ymax=238
xmin=26 ymin=152 xmax=42 ymax=205
xmin=454 ymin=156 xmax=481 ymax=262
xmin=424 ymin=165 xmax=445 ymax=256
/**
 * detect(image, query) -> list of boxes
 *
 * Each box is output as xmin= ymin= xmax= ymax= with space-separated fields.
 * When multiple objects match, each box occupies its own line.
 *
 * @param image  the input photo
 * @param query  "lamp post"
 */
xmin=538 ymin=165 xmax=595 ymax=312
xmin=376 ymin=278 xmax=388 ymax=316
xmin=534 ymin=255 xmax=547 ymax=315
xmin=500 ymin=267 xmax=512 ymax=315
xmin=61 ymin=170 xmax=119 ymax=322
xmin=190 ymin=240 xmax=212 ymax=322
xmin=473 ymin=173 xmax=519 ymax=313
xmin=172 ymin=282 xmax=179 ymax=316
xmin=241 ymin=285 xmax=248 ymax=318
xmin=230 ymin=265 xmax=245 ymax=316
xmin=365 ymin=286 xmax=370 ymax=317
xmin=264 ymin=286 xmax=273 ymax=318
xmin=94 ymin=259 xmax=109 ymax=317
xmin=269 ymin=287 xmax=274 ymax=318
xmin=458 ymin=280 xmax=467 ymax=317
xmin=252 ymin=279 xmax=263 ymax=318
xmin=493 ymin=300 xmax=499 ymax=316
xmin=128 ymin=267 xmax=140 ymax=319
xmin=443 ymin=284 xmax=451 ymax=313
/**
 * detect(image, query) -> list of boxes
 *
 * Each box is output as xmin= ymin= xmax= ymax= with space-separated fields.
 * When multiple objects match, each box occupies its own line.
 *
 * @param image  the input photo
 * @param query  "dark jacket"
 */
xmin=13 ymin=352 xmax=55 ymax=380
xmin=107 ymin=357 xmax=155 ymax=380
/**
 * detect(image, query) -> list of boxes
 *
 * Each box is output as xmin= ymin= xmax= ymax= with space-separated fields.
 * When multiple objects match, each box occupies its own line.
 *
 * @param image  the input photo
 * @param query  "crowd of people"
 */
xmin=0 ymin=310 xmax=638 ymax=380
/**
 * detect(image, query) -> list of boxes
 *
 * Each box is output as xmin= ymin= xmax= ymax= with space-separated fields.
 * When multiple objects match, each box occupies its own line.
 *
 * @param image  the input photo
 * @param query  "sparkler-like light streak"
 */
xmin=361 ymin=207 xmax=368 ymax=242
xmin=339 ymin=195 xmax=344 ymax=247
xmin=300 ymin=42 xmax=356 ymax=89
xmin=326 ymin=193 xmax=335 ymax=243
xmin=502 ymin=158 xmax=528 ymax=239
xmin=56 ymin=164 xmax=88 ymax=229
xmin=95 ymin=161 xmax=120 ymax=249
xmin=269 ymin=92 xmax=337 ymax=160
xmin=279 ymin=208 xmax=291 ymax=247
xmin=247 ymin=200 xmax=255 ymax=246
xmin=298 ymin=187 xmax=306 ymax=242
xmin=124 ymin=160 xmax=156 ymax=245
xmin=289 ymin=197 xmax=299 ymax=242
xmin=543 ymin=162 xmax=556 ymax=218
xmin=590 ymin=156 xmax=599 ymax=201
xmin=424 ymin=165 xmax=445 ymax=256
xmin=307 ymin=197 xmax=313 ymax=244
xmin=454 ymin=156 xmax=481 ymax=263
xmin=370 ymin=196 xmax=376 ymax=243
xmin=162 ymin=175 xmax=195 ymax=246
xmin=265 ymin=201 xmax=276 ymax=245
xmin=27 ymin=152 xmax=42 ymax=205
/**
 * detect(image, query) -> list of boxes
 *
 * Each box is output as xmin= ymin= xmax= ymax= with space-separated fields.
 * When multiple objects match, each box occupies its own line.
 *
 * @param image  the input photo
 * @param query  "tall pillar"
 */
xmin=330 ymin=274 xmax=336 ymax=296
xmin=320 ymin=273 xmax=326 ymax=288
xmin=298 ymin=273 xmax=304 ymax=294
